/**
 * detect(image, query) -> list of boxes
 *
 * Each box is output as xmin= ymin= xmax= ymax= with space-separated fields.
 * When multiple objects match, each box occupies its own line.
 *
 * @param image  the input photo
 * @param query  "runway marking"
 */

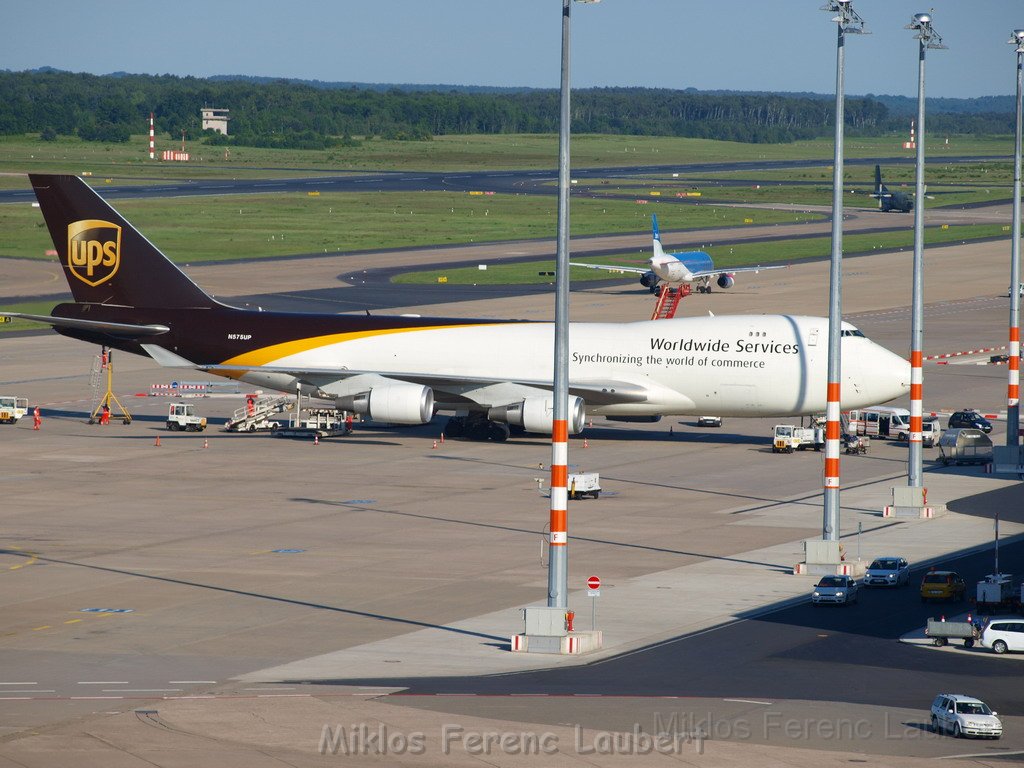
xmin=168 ymin=680 xmax=217 ymax=684
xmin=103 ymin=689 xmax=182 ymax=693
xmin=723 ymin=698 xmax=773 ymax=706
xmin=32 ymin=626 xmax=50 ymax=631
xmin=0 ymin=682 xmax=37 ymax=685
xmin=257 ymin=694 xmax=311 ymax=698
xmin=0 ymin=697 xmax=32 ymax=701
xmin=7 ymin=548 xmax=38 ymax=571
xmin=940 ymin=749 xmax=1024 ymax=760
xmin=64 ymin=619 xmax=82 ymax=625
xmin=243 ymin=687 xmax=294 ymax=691
xmin=78 ymin=681 xmax=129 ymax=685
xmin=0 ymin=690 xmax=53 ymax=694
xmin=71 ymin=696 xmax=124 ymax=700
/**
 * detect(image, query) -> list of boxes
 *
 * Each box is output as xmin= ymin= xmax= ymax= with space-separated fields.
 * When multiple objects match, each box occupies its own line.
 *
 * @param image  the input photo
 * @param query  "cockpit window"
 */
xmin=841 ymin=329 xmax=866 ymax=338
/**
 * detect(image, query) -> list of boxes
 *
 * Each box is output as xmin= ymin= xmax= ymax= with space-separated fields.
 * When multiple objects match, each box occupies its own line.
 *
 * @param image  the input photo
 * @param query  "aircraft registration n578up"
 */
xmin=4 ymin=175 xmax=909 ymax=441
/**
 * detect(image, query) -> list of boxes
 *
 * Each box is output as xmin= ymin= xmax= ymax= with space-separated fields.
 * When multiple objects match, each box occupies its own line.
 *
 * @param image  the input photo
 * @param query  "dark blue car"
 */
xmin=948 ymin=410 xmax=993 ymax=433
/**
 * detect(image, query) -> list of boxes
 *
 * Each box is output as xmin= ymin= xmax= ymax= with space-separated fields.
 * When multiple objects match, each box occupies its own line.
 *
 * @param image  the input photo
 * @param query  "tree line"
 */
xmin=0 ymin=70 xmax=1013 ymax=148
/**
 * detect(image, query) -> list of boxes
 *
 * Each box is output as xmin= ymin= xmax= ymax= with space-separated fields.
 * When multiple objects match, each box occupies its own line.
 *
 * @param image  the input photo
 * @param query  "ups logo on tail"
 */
xmin=67 ymin=219 xmax=121 ymax=287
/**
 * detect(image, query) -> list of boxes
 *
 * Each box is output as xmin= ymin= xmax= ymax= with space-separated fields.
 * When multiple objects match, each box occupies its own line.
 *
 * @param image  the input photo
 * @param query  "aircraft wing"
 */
xmin=687 ymin=264 xmax=788 ymax=278
xmin=140 ymin=345 xmax=649 ymax=407
xmin=569 ymin=261 xmax=648 ymax=276
xmin=1 ymin=312 xmax=170 ymax=336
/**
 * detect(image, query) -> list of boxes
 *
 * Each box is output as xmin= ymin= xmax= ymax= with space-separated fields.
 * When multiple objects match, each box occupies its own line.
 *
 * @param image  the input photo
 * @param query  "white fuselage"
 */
xmin=251 ymin=314 xmax=909 ymax=418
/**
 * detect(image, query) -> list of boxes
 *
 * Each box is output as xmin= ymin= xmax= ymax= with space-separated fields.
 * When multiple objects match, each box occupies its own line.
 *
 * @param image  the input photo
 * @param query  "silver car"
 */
xmin=863 ymin=556 xmax=910 ymax=587
xmin=930 ymin=694 xmax=1002 ymax=739
xmin=811 ymin=575 xmax=859 ymax=605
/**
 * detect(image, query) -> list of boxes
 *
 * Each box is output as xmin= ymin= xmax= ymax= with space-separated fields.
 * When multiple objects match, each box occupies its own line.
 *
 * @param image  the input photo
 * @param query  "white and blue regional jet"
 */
xmin=571 ymin=214 xmax=786 ymax=294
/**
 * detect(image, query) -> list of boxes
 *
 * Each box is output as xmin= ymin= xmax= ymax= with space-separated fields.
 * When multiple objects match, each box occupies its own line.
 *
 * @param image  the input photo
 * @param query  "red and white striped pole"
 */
xmin=549 ymin=417 xmax=568 ymax=549
xmin=824 ymin=382 xmax=841 ymax=495
xmin=149 ymin=113 xmax=155 ymax=159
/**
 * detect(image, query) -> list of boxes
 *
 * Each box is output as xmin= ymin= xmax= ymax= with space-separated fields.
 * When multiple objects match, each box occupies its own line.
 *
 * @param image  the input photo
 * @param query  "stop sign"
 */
xmin=587 ymin=575 xmax=601 ymax=590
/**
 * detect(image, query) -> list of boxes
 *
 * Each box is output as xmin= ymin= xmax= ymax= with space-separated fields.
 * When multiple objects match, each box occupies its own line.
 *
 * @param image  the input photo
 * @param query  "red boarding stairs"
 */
xmin=651 ymin=284 xmax=691 ymax=320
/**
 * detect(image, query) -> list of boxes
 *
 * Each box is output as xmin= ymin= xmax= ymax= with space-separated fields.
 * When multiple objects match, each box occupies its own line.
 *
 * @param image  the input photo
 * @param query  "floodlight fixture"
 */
xmin=906 ymin=12 xmax=947 ymax=49
xmin=821 ymin=0 xmax=867 ymax=34
xmin=1010 ymin=29 xmax=1024 ymax=53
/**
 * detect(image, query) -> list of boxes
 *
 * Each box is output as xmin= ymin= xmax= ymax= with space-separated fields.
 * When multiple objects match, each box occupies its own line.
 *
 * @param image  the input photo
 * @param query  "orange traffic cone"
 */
xmin=203 ymin=438 xmax=209 ymax=449
xmin=432 ymin=440 xmax=438 ymax=449
xmin=313 ymin=433 xmax=319 ymax=446
xmin=154 ymin=434 xmax=161 ymax=447
xmin=440 ymin=432 xmax=445 ymax=444
xmin=583 ymin=437 xmax=589 ymax=449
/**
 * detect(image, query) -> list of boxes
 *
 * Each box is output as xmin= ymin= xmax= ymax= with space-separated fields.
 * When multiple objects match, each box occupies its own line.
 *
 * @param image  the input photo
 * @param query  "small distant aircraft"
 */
xmin=871 ymin=165 xmax=914 ymax=213
xmin=570 ymin=214 xmax=785 ymax=294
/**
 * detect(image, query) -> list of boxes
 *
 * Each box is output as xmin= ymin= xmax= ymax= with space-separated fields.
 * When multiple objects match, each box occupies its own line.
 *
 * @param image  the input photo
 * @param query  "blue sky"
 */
xmin=2 ymin=1 xmax=1020 ymax=98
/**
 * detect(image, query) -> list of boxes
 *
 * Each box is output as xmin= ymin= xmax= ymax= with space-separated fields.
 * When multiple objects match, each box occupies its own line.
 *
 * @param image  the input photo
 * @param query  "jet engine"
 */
xmin=640 ymin=271 xmax=660 ymax=289
xmin=488 ymin=395 xmax=586 ymax=435
xmin=335 ymin=383 xmax=434 ymax=424
xmin=717 ymin=273 xmax=735 ymax=290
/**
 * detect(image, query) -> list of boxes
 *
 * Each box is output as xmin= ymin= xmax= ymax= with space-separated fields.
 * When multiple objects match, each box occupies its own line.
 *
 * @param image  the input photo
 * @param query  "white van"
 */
xmin=981 ymin=620 xmax=1024 ymax=654
xmin=847 ymin=406 xmax=911 ymax=440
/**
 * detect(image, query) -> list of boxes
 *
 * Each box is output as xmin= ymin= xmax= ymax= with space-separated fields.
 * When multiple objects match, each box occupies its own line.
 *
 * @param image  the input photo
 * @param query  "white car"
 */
xmin=981 ymin=620 xmax=1024 ymax=654
xmin=811 ymin=575 xmax=859 ymax=605
xmin=863 ymin=556 xmax=910 ymax=587
xmin=696 ymin=415 xmax=722 ymax=427
xmin=930 ymin=694 xmax=1002 ymax=739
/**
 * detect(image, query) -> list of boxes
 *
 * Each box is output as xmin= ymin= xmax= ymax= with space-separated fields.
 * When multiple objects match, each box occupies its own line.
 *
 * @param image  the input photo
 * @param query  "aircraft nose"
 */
xmin=870 ymin=345 xmax=911 ymax=403
xmin=845 ymin=341 xmax=909 ymax=405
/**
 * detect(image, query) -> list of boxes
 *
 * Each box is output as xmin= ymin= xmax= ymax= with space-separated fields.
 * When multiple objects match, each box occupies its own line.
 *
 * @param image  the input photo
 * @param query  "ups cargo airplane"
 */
xmin=4 ymin=175 xmax=909 ymax=441
xmin=570 ymin=214 xmax=785 ymax=294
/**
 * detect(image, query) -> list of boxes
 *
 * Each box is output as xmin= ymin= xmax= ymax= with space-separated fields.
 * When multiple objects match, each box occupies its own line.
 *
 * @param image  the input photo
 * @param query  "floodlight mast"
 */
xmin=548 ymin=0 xmax=599 ymax=612
xmin=904 ymin=13 xmax=946 ymax=488
xmin=1007 ymin=29 xmax=1024 ymax=448
xmin=819 ymin=0 xmax=866 ymax=543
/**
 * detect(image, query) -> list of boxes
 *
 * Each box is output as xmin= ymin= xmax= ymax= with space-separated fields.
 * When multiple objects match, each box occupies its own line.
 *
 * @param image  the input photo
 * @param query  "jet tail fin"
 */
xmin=28 ymin=174 xmax=215 ymax=309
xmin=651 ymin=213 xmax=667 ymax=260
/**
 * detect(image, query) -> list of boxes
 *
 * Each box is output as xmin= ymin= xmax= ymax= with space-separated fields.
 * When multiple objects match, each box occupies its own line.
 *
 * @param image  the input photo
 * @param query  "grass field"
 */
xmin=0 ymin=301 xmax=60 ymax=332
xmin=0 ymin=133 xmax=1013 ymax=188
xmin=0 ymin=191 xmax=820 ymax=263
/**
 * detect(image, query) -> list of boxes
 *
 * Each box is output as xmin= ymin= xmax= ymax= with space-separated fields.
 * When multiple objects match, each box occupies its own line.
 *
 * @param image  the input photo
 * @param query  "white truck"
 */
xmin=166 ymin=402 xmax=207 ymax=432
xmin=976 ymin=574 xmax=1016 ymax=613
xmin=568 ymin=472 xmax=601 ymax=499
xmin=772 ymin=424 xmax=824 ymax=453
xmin=0 ymin=396 xmax=28 ymax=424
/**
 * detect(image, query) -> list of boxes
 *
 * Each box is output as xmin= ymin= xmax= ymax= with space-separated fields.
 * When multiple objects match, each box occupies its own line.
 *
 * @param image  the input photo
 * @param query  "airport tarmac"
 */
xmin=0 ymin=232 xmax=1022 ymax=766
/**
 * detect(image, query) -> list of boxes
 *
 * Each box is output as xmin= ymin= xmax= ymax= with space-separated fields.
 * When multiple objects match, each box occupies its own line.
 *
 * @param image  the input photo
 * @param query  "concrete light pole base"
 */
xmin=793 ymin=539 xmax=867 ymax=577
xmin=510 ymin=606 xmax=603 ymax=655
xmin=990 ymin=445 xmax=1024 ymax=474
xmin=882 ymin=485 xmax=947 ymax=519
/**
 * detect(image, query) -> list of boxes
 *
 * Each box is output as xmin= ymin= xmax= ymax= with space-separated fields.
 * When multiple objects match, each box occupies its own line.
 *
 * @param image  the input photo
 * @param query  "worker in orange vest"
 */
xmin=99 ymin=404 xmax=111 ymax=426
xmin=32 ymin=406 xmax=41 ymax=430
